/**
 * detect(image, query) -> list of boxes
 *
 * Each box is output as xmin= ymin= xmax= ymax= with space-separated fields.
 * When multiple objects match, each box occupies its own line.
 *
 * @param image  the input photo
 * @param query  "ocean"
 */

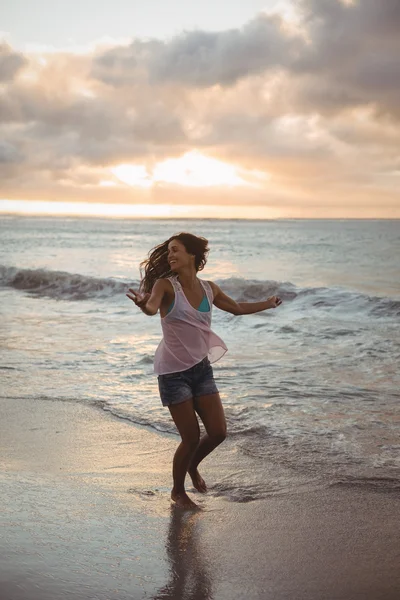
xmin=1 ymin=216 xmax=399 ymax=499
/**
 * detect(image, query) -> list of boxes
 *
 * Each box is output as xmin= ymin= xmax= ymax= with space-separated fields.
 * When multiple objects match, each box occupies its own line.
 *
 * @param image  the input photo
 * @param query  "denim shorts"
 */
xmin=157 ymin=357 xmax=219 ymax=407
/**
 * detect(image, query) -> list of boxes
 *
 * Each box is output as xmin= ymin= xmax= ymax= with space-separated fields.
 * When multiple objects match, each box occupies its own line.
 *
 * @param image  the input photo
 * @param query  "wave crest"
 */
xmin=1 ymin=265 xmax=399 ymax=318
xmin=0 ymin=265 xmax=138 ymax=300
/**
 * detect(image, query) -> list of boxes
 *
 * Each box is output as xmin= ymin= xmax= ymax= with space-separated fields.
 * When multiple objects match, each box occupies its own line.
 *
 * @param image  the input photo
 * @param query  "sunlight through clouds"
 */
xmin=153 ymin=151 xmax=246 ymax=187
xmin=112 ymin=164 xmax=152 ymax=188
xmin=111 ymin=151 xmax=267 ymax=189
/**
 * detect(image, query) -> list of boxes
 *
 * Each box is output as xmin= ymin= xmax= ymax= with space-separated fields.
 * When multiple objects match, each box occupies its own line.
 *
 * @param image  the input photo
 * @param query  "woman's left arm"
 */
xmin=209 ymin=281 xmax=282 ymax=316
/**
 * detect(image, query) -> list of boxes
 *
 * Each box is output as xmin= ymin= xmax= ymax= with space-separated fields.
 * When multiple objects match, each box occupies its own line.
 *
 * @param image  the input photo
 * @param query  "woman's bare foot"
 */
xmin=171 ymin=490 xmax=200 ymax=510
xmin=188 ymin=468 xmax=207 ymax=493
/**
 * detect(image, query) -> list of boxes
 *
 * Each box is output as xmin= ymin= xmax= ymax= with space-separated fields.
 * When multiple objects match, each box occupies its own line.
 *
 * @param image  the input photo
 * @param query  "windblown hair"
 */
xmin=140 ymin=233 xmax=209 ymax=293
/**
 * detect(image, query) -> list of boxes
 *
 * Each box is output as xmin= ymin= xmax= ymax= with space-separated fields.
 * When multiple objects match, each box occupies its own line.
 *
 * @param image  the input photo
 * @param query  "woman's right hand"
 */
xmin=126 ymin=288 xmax=150 ymax=310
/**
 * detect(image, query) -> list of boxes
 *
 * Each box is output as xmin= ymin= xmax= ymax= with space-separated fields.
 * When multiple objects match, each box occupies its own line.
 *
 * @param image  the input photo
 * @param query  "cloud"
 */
xmin=90 ymin=14 xmax=303 ymax=88
xmin=0 ymin=140 xmax=23 ymax=164
xmin=292 ymin=0 xmax=400 ymax=117
xmin=0 ymin=42 xmax=27 ymax=82
xmin=146 ymin=14 xmax=303 ymax=87
xmin=1 ymin=1 xmax=400 ymax=217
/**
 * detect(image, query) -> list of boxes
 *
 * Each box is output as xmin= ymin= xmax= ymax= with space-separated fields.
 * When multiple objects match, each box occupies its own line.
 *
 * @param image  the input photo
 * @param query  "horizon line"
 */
xmin=1 ymin=199 xmax=399 ymax=220
xmin=1 ymin=211 xmax=398 ymax=222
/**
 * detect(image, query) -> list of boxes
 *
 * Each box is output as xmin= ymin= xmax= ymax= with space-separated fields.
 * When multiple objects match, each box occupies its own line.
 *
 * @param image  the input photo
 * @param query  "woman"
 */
xmin=127 ymin=233 xmax=282 ymax=509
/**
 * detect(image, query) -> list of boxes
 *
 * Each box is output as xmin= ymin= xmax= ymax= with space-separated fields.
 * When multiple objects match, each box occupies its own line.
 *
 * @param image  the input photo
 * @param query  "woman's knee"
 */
xmin=181 ymin=432 xmax=200 ymax=451
xmin=210 ymin=428 xmax=227 ymax=446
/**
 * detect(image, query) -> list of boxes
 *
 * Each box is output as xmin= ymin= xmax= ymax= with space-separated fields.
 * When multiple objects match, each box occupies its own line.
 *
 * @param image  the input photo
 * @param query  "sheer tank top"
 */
xmin=153 ymin=276 xmax=228 ymax=375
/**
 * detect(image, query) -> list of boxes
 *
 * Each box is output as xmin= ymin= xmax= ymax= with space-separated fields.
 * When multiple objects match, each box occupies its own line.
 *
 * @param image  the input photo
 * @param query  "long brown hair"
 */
xmin=140 ymin=233 xmax=209 ymax=293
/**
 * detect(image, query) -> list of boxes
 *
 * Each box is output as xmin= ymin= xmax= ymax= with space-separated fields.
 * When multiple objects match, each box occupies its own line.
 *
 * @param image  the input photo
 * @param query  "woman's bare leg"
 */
xmin=188 ymin=393 xmax=227 ymax=492
xmin=168 ymin=399 xmax=201 ymax=509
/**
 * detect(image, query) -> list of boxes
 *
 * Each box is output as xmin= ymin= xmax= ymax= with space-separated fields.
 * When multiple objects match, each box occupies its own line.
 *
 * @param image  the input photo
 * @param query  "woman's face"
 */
xmin=167 ymin=239 xmax=194 ymax=272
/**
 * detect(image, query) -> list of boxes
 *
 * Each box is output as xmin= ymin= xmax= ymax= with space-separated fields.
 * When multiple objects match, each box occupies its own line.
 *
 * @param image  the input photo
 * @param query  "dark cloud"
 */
xmin=90 ymin=41 xmax=155 ymax=86
xmin=146 ymin=14 xmax=303 ymax=87
xmin=293 ymin=0 xmax=400 ymax=116
xmin=0 ymin=43 xmax=27 ymax=82
xmin=0 ymin=140 xmax=23 ymax=164
xmin=91 ymin=14 xmax=303 ymax=88
xmin=299 ymin=0 xmax=400 ymax=42
xmin=89 ymin=1 xmax=400 ymax=119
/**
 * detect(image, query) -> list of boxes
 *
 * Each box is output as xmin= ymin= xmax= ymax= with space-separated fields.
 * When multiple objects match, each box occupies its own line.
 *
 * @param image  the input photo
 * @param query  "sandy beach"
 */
xmin=1 ymin=396 xmax=399 ymax=600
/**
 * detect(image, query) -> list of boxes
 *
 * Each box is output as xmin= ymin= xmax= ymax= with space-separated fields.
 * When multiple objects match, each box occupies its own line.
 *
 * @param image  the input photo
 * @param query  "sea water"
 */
xmin=1 ymin=216 xmax=399 ymax=499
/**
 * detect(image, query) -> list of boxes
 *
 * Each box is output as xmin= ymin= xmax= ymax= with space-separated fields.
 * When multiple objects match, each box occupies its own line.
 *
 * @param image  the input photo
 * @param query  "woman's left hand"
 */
xmin=267 ymin=295 xmax=282 ymax=308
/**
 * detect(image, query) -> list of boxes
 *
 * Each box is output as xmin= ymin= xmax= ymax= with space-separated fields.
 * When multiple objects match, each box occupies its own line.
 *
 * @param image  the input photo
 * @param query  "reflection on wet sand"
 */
xmin=153 ymin=506 xmax=213 ymax=600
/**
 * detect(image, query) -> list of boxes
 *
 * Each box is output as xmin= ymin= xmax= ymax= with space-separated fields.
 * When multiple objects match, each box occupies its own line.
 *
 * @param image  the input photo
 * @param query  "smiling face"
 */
xmin=167 ymin=239 xmax=195 ymax=272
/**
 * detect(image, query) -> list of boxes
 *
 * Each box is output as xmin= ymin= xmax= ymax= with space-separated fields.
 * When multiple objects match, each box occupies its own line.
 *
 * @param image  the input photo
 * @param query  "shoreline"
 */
xmin=1 ymin=396 xmax=399 ymax=600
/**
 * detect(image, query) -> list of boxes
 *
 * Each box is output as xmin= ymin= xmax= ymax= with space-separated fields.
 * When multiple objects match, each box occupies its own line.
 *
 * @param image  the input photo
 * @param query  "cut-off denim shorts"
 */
xmin=158 ymin=356 xmax=219 ymax=407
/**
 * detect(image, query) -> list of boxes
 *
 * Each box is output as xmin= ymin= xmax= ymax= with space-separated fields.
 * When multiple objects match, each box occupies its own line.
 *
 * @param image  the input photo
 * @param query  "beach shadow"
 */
xmin=152 ymin=506 xmax=214 ymax=600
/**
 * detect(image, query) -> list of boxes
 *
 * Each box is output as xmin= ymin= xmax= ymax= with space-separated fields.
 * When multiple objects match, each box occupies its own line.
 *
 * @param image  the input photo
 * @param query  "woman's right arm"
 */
xmin=126 ymin=279 xmax=167 ymax=316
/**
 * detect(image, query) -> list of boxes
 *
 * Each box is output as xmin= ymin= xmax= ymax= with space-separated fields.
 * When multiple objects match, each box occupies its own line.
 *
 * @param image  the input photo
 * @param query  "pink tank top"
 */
xmin=154 ymin=276 xmax=228 ymax=375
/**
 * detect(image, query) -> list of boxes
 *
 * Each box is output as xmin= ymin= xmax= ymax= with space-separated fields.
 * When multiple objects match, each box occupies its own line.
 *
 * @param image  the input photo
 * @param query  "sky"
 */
xmin=1 ymin=0 xmax=399 ymax=218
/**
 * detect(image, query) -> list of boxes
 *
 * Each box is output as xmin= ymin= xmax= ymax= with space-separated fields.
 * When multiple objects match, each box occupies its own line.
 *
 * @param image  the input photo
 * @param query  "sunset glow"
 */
xmin=1 ymin=0 xmax=399 ymax=219
xmin=153 ymin=151 xmax=247 ymax=188
xmin=112 ymin=151 xmax=251 ymax=189
xmin=112 ymin=164 xmax=152 ymax=188
xmin=0 ymin=200 xmax=283 ymax=219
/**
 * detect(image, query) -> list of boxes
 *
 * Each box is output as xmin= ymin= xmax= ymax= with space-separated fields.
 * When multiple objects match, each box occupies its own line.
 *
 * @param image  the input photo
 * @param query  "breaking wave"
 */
xmin=0 ymin=264 xmax=138 ymax=300
xmin=1 ymin=264 xmax=399 ymax=317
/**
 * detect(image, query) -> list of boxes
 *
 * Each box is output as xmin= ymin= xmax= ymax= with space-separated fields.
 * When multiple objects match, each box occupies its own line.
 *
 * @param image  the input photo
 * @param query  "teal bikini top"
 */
xmin=167 ymin=294 xmax=210 ymax=315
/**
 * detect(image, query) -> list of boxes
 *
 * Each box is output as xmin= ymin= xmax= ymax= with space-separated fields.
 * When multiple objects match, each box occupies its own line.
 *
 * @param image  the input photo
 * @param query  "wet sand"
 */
xmin=1 ymin=396 xmax=399 ymax=600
